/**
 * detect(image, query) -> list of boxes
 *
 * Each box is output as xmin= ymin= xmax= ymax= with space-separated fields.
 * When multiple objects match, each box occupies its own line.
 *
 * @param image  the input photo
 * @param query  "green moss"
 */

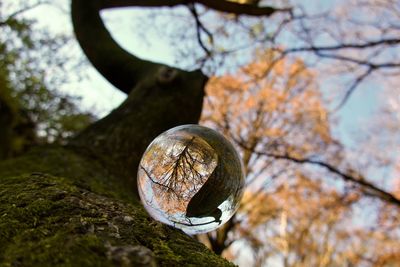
xmin=0 ymin=145 xmax=137 ymax=204
xmin=152 ymin=240 xmax=181 ymax=265
xmin=0 ymin=168 xmax=233 ymax=266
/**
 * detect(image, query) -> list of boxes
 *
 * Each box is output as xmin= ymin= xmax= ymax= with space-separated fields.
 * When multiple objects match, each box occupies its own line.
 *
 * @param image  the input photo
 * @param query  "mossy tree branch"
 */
xmin=0 ymin=147 xmax=233 ymax=266
xmin=71 ymin=0 xmax=158 ymax=93
xmin=101 ymin=0 xmax=290 ymax=16
xmin=71 ymin=0 xmax=288 ymax=94
xmin=70 ymin=0 xmax=208 ymax=197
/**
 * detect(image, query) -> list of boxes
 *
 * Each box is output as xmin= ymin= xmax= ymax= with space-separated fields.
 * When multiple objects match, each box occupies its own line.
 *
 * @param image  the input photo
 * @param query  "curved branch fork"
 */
xmin=71 ymin=0 xmax=287 ymax=93
xmin=70 ymin=0 xmax=287 ymax=196
xmin=70 ymin=0 xmax=209 ymax=197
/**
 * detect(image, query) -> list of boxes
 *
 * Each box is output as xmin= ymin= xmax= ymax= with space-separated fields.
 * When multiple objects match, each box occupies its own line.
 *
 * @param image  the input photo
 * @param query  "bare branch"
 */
xmin=233 ymin=137 xmax=400 ymax=206
xmin=311 ymin=51 xmax=400 ymax=69
xmin=277 ymin=39 xmax=400 ymax=108
xmin=0 ymin=1 xmax=48 ymax=26
xmin=334 ymin=67 xmax=374 ymax=110
xmin=188 ymin=4 xmax=213 ymax=58
xmin=285 ymin=38 xmax=400 ymax=53
xmin=256 ymin=151 xmax=400 ymax=207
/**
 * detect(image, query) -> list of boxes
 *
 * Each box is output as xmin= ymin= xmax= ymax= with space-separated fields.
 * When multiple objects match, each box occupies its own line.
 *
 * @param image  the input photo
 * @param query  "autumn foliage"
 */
xmin=199 ymin=50 xmax=400 ymax=266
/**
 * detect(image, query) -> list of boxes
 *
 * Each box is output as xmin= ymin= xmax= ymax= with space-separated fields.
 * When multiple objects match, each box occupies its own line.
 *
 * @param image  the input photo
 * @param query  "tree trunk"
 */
xmin=0 ymin=0 xmax=285 ymax=264
xmin=0 ymin=35 xmax=231 ymax=267
xmin=0 ymin=71 xmax=232 ymax=266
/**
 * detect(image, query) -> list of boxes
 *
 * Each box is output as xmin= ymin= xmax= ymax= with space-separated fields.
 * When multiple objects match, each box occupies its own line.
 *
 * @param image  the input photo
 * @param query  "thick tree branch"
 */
xmin=71 ymin=0 xmax=208 ymax=197
xmin=70 ymin=66 xmax=207 ymax=197
xmin=71 ymin=0 xmax=159 ymax=94
xmin=196 ymin=0 xmax=290 ymax=16
xmin=72 ymin=0 xmax=288 ymax=94
xmin=101 ymin=0 xmax=290 ymax=16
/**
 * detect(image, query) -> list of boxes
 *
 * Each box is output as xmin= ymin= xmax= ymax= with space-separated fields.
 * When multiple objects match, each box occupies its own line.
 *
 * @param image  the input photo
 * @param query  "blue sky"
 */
xmin=21 ymin=0 xmax=380 ymax=134
xmin=19 ymin=0 xmax=396 ymax=184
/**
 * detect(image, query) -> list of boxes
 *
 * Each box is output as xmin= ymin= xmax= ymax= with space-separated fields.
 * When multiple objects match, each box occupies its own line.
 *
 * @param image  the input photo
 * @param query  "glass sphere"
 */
xmin=137 ymin=124 xmax=245 ymax=234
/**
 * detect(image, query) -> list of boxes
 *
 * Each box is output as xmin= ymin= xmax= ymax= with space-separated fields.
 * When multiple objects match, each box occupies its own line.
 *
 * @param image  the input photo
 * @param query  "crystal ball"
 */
xmin=137 ymin=124 xmax=245 ymax=234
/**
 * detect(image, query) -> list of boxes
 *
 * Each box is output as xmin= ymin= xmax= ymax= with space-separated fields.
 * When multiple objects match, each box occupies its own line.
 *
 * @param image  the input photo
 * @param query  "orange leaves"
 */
xmin=230 ymin=170 xmax=368 ymax=266
xmin=240 ymin=190 xmax=277 ymax=227
xmin=199 ymin=50 xmax=371 ymax=263
xmin=202 ymin=49 xmax=333 ymax=162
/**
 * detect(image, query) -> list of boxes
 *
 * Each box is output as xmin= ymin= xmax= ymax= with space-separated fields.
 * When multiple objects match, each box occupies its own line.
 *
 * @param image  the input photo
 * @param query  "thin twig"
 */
xmin=234 ymin=139 xmax=400 ymax=207
xmin=334 ymin=66 xmax=374 ymax=110
xmin=188 ymin=3 xmax=213 ymax=57
xmin=260 ymin=152 xmax=400 ymax=206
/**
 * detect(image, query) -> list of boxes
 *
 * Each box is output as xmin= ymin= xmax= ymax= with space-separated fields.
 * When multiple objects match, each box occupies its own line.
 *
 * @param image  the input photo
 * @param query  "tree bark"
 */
xmin=0 ymin=0 xmax=288 ymax=264
xmin=0 ymin=58 xmax=233 ymax=265
xmin=0 ymin=66 xmax=229 ymax=265
xmin=0 ymin=145 xmax=231 ymax=266
xmin=0 ymin=1 xmax=236 ymax=266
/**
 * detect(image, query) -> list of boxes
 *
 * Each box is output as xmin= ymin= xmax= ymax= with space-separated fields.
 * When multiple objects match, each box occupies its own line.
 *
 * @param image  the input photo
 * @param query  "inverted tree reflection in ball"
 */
xmin=138 ymin=125 xmax=244 ymax=234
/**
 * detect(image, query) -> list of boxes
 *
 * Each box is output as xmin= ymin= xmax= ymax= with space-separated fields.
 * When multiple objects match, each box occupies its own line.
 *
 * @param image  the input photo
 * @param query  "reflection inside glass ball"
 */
xmin=138 ymin=124 xmax=245 ymax=234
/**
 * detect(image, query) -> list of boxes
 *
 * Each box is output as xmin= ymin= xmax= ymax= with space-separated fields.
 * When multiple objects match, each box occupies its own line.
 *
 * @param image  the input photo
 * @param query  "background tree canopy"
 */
xmin=0 ymin=0 xmax=95 ymax=159
xmin=0 ymin=0 xmax=399 ymax=266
